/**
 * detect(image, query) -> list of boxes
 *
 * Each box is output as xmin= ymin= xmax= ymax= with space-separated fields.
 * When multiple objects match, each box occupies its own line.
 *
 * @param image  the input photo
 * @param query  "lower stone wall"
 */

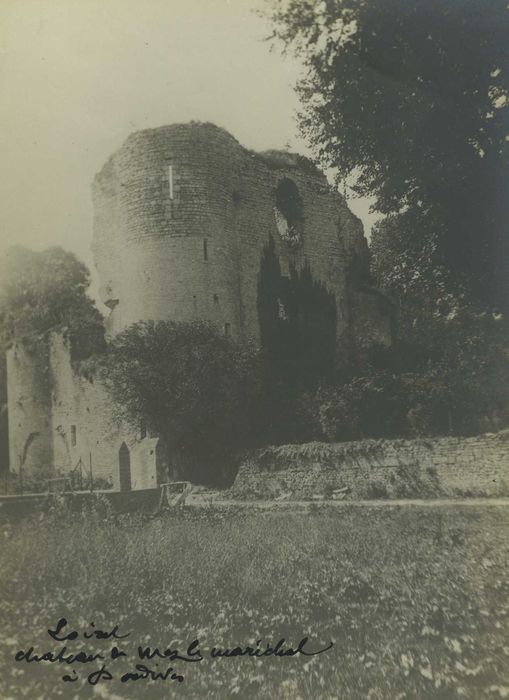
xmin=231 ymin=432 xmax=509 ymax=500
xmin=0 ymin=488 xmax=161 ymax=520
xmin=6 ymin=334 xmax=167 ymax=492
xmin=49 ymin=333 xmax=162 ymax=491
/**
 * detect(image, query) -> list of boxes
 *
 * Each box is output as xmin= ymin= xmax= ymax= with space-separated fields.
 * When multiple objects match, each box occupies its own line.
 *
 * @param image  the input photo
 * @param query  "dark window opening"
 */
xmin=71 ymin=425 xmax=77 ymax=447
xmin=203 ymin=239 xmax=208 ymax=261
xmin=274 ymin=178 xmax=303 ymax=246
xmin=275 ymin=178 xmax=303 ymax=226
xmin=213 ymin=294 xmax=219 ymax=305
xmin=224 ymin=322 xmax=231 ymax=337
xmin=193 ymin=295 xmax=197 ymax=311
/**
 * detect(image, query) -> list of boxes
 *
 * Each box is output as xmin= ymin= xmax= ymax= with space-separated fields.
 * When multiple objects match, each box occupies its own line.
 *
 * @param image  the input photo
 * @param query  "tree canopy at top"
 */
xmin=0 ymin=246 xmax=104 ymax=360
xmin=267 ymin=0 xmax=509 ymax=311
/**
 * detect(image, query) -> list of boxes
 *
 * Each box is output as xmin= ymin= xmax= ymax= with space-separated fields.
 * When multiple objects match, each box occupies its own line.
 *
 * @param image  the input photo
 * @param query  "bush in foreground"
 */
xmin=102 ymin=320 xmax=261 ymax=485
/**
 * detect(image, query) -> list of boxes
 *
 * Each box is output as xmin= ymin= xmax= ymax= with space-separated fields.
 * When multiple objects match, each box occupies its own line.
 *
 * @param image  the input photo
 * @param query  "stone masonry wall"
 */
xmin=48 ymin=333 xmax=167 ymax=490
xmin=7 ymin=340 xmax=53 ymax=478
xmin=231 ymin=433 xmax=509 ymax=500
xmin=6 ymin=122 xmax=392 ymax=485
xmin=7 ymin=333 xmax=169 ymax=491
xmin=93 ymin=124 xmax=244 ymax=338
xmin=92 ymin=122 xmax=391 ymax=352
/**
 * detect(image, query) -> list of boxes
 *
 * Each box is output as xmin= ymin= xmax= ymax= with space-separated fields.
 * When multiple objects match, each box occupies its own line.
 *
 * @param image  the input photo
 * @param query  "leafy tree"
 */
xmin=300 ymin=210 xmax=509 ymax=441
xmin=267 ymin=0 xmax=509 ymax=311
xmin=306 ymin=371 xmax=406 ymax=441
xmin=101 ymin=321 xmax=261 ymax=485
xmin=289 ymin=208 xmax=509 ymax=441
xmin=371 ymin=211 xmax=509 ymax=426
xmin=266 ymin=1 xmax=509 ymax=439
xmin=0 ymin=246 xmax=105 ymax=360
xmin=370 ymin=209 xmax=470 ymax=365
xmin=0 ymin=246 xmax=104 ymax=473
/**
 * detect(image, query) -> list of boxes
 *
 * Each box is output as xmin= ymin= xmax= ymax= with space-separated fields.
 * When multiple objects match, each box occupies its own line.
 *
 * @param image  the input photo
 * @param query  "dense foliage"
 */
xmin=369 ymin=212 xmax=509 ymax=436
xmin=267 ymin=0 xmax=509 ymax=312
xmin=263 ymin=0 xmax=509 ymax=441
xmin=102 ymin=320 xmax=261 ymax=484
xmin=253 ymin=217 xmax=509 ymax=441
xmin=257 ymin=236 xmax=337 ymax=441
xmin=0 ymin=246 xmax=105 ymax=473
xmin=0 ymin=246 xmax=105 ymax=360
xmin=297 ymin=307 xmax=509 ymax=442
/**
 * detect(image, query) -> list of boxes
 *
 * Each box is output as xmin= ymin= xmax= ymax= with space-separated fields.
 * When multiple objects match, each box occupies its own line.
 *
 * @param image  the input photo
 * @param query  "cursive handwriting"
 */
xmin=15 ymin=646 xmax=105 ymax=664
xmin=210 ymin=637 xmax=333 ymax=658
xmin=121 ymin=664 xmax=184 ymax=683
xmin=48 ymin=617 xmax=130 ymax=642
xmin=14 ymin=619 xmax=334 ymax=687
xmin=138 ymin=639 xmax=203 ymax=663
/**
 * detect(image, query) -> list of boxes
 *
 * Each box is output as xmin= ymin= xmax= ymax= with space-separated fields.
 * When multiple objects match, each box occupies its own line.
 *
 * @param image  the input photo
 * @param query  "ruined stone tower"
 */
xmin=7 ymin=122 xmax=390 ymax=488
xmin=92 ymin=122 xmax=391 ymax=349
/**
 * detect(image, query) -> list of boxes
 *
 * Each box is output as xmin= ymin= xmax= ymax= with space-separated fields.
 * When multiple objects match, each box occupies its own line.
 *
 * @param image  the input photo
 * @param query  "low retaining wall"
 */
xmin=231 ymin=431 xmax=509 ymax=500
xmin=0 ymin=488 xmax=161 ymax=520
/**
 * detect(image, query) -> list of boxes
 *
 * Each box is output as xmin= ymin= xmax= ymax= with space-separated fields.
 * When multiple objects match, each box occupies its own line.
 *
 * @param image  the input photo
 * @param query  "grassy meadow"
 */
xmin=1 ymin=503 xmax=508 ymax=699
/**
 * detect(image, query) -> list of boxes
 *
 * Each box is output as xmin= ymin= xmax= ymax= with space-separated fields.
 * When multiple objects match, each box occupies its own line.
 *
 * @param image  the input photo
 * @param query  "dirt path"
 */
xmin=188 ymin=496 xmax=509 ymax=508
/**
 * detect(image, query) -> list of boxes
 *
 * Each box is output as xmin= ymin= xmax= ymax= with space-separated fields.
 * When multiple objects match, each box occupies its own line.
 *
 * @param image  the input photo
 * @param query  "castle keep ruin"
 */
xmin=7 ymin=122 xmax=391 ymax=490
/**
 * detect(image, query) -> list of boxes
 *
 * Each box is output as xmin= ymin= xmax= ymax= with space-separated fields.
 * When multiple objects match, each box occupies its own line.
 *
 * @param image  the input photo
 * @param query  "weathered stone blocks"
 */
xmin=231 ymin=433 xmax=509 ymax=499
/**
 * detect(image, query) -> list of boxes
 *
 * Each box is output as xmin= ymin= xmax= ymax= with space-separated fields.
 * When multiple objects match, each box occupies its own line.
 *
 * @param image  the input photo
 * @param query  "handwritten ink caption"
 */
xmin=13 ymin=617 xmax=334 ymax=686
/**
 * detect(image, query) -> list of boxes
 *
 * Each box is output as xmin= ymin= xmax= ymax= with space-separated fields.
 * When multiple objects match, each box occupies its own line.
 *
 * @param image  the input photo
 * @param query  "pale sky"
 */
xmin=0 ymin=0 xmax=375 ymax=302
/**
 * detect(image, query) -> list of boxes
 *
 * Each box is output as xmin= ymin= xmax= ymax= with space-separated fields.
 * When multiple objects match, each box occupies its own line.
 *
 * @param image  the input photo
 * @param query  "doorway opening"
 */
xmin=118 ymin=442 xmax=132 ymax=492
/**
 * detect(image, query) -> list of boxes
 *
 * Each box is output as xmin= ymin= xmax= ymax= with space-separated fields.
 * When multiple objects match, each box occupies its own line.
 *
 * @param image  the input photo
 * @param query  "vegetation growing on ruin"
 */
xmin=254 ymin=228 xmax=509 ymax=442
xmin=254 ymin=149 xmax=321 ymax=176
xmin=260 ymin=0 xmax=509 ymax=442
xmin=1 ymin=505 xmax=508 ymax=699
xmin=101 ymin=320 xmax=261 ymax=485
xmin=0 ymin=246 xmax=104 ymax=473
xmin=294 ymin=209 xmax=509 ymax=441
xmin=257 ymin=236 xmax=337 ymax=442
xmin=0 ymin=246 xmax=105 ymax=361
xmin=267 ymin=0 xmax=509 ymax=314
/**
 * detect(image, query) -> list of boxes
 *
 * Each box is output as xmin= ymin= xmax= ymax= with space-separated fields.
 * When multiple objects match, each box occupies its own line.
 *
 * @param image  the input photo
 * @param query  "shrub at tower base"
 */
xmin=101 ymin=320 xmax=262 ymax=486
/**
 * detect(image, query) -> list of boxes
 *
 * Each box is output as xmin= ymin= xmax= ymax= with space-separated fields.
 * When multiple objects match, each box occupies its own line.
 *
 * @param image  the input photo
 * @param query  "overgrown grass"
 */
xmin=1 ymin=505 xmax=508 ymax=699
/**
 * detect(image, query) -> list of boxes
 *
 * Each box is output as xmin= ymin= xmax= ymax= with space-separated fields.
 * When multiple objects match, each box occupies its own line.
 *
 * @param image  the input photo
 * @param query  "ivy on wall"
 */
xmin=257 ymin=235 xmax=337 ymax=394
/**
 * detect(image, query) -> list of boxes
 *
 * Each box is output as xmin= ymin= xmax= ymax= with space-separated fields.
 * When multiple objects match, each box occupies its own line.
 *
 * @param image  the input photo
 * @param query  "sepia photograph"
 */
xmin=0 ymin=0 xmax=508 ymax=697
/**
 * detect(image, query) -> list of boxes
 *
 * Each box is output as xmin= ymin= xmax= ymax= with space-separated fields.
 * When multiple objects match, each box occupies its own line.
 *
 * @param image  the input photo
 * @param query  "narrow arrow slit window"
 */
xmin=168 ymin=165 xmax=174 ymax=199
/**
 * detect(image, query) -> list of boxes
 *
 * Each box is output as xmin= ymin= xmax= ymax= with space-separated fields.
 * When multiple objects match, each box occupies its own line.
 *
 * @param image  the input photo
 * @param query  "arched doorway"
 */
xmin=118 ymin=442 xmax=132 ymax=492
